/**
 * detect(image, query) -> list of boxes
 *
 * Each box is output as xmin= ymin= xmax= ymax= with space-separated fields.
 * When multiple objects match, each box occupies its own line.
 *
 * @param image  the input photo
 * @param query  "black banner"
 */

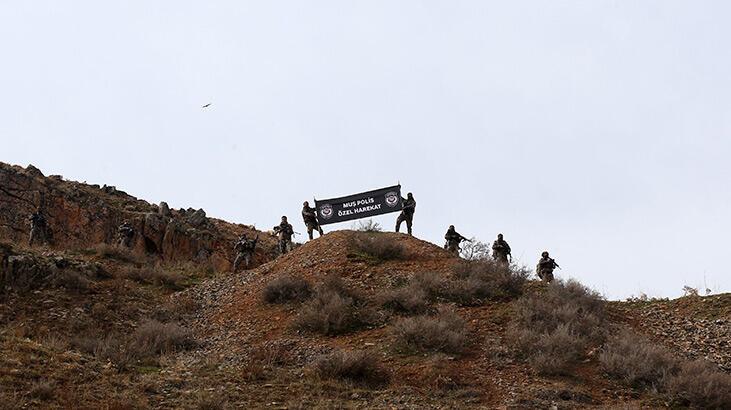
xmin=314 ymin=185 xmax=403 ymax=225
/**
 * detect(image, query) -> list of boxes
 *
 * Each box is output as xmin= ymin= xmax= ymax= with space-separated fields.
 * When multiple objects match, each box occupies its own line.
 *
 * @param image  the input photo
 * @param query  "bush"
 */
xmin=294 ymin=276 xmax=369 ymax=335
xmin=120 ymin=267 xmax=184 ymax=290
xmin=392 ymin=310 xmax=468 ymax=355
xmin=458 ymin=239 xmax=491 ymax=260
xmin=263 ymin=275 xmax=312 ymax=304
xmin=29 ymin=379 xmax=56 ymax=401
xmin=666 ymin=359 xmax=731 ymax=409
xmin=600 ymin=330 xmax=678 ymax=388
xmin=349 ymin=233 xmax=405 ymax=264
xmin=313 ymin=350 xmax=389 ymax=387
xmin=378 ymin=285 xmax=430 ymax=315
xmin=507 ymin=279 xmax=605 ymax=375
xmin=353 ymin=220 xmax=382 ymax=232
xmin=52 ymin=270 xmax=90 ymax=292
xmin=129 ymin=320 xmax=195 ymax=357
xmin=452 ymin=260 xmax=528 ymax=300
xmin=91 ymin=244 xmax=140 ymax=263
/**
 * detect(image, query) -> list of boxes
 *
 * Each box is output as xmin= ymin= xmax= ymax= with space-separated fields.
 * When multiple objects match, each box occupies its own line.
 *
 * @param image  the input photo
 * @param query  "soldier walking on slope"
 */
xmin=233 ymin=233 xmax=258 ymax=272
xmin=444 ymin=225 xmax=470 ymax=255
xmin=28 ymin=211 xmax=49 ymax=246
xmin=492 ymin=233 xmax=512 ymax=265
xmin=273 ymin=216 xmax=294 ymax=255
xmin=536 ymin=251 xmax=560 ymax=283
xmin=117 ymin=221 xmax=135 ymax=248
xmin=301 ymin=201 xmax=324 ymax=240
xmin=395 ymin=192 xmax=416 ymax=235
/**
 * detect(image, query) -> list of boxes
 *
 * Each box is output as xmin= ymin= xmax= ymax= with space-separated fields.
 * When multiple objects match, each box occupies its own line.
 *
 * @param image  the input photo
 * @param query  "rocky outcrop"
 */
xmin=0 ymin=162 xmax=275 ymax=271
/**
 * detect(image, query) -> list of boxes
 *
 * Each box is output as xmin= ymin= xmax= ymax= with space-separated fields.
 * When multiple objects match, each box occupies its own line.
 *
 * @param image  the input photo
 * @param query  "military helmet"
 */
xmin=541 ymin=251 xmax=549 ymax=257
xmin=449 ymin=225 xmax=455 ymax=230
xmin=498 ymin=233 xmax=503 ymax=239
xmin=303 ymin=201 xmax=309 ymax=207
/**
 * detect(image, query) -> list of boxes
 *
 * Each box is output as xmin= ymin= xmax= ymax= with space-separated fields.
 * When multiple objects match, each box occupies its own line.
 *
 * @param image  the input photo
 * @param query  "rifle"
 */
xmin=552 ymin=259 xmax=561 ymax=270
xmin=460 ymin=235 xmax=472 ymax=243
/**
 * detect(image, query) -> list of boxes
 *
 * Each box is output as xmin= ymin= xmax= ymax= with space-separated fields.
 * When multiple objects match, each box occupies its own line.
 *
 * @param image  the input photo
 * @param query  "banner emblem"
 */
xmin=319 ymin=204 xmax=334 ymax=220
xmin=384 ymin=191 xmax=400 ymax=208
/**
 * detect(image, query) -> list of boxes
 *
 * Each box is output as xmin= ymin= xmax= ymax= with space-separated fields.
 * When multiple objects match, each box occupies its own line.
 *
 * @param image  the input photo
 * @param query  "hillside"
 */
xmin=1 ymin=163 xmax=730 ymax=409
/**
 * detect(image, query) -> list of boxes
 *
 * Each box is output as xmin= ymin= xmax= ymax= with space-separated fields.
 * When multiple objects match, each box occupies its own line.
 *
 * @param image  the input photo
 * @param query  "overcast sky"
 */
xmin=2 ymin=1 xmax=729 ymax=300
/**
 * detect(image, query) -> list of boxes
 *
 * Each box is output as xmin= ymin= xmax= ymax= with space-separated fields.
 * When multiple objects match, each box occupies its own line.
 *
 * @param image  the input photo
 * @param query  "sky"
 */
xmin=1 ymin=1 xmax=729 ymax=300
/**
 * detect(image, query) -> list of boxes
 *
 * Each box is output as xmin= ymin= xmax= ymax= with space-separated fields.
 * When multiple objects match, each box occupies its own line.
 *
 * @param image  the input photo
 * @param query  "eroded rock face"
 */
xmin=0 ymin=162 xmax=274 ymax=271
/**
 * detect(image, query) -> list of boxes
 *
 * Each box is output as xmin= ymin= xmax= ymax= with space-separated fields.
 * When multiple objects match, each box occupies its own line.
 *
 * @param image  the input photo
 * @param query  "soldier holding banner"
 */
xmin=302 ymin=201 xmax=324 ymax=240
xmin=395 ymin=192 xmax=416 ymax=235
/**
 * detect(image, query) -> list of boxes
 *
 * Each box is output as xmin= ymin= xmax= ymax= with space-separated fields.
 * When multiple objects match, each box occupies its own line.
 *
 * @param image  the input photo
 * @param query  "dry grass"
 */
xmin=348 ymin=232 xmax=405 ymax=264
xmin=29 ymin=379 xmax=56 ymax=401
xmin=294 ymin=276 xmax=371 ymax=335
xmin=450 ymin=260 xmax=528 ymax=301
xmin=507 ymin=279 xmax=605 ymax=375
xmin=377 ymin=284 xmax=431 ymax=315
xmin=119 ymin=267 xmax=184 ymax=290
xmin=51 ymin=270 xmax=91 ymax=292
xmin=391 ymin=309 xmax=468 ymax=355
xmin=313 ymin=350 xmax=389 ymax=387
xmin=186 ymin=391 xmax=229 ymax=410
xmin=666 ymin=359 xmax=731 ymax=409
xmin=600 ymin=330 xmax=678 ymax=389
xmin=88 ymin=243 xmax=141 ymax=264
xmin=263 ymin=274 xmax=312 ymax=304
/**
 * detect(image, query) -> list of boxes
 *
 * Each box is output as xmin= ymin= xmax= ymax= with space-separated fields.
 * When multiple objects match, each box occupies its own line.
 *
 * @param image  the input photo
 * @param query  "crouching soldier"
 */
xmin=273 ymin=216 xmax=294 ymax=255
xmin=302 ymin=201 xmax=324 ymax=240
xmin=444 ymin=225 xmax=470 ymax=255
xmin=117 ymin=221 xmax=135 ymax=248
xmin=28 ymin=211 xmax=49 ymax=246
xmin=233 ymin=234 xmax=258 ymax=272
xmin=536 ymin=251 xmax=560 ymax=283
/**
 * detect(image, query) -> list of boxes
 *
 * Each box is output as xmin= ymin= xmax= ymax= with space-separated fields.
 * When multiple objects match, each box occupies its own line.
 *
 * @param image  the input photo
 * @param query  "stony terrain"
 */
xmin=1 ymin=162 xmax=729 ymax=409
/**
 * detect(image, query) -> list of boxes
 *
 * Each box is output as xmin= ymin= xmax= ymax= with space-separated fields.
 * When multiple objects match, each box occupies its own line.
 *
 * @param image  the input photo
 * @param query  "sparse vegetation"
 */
xmin=458 ymin=238 xmax=490 ymax=260
xmin=51 ymin=270 xmax=90 ymax=292
xmin=29 ymin=379 xmax=56 ymax=401
xmin=88 ymin=243 xmax=141 ymax=263
xmin=666 ymin=359 xmax=731 ymax=409
xmin=263 ymin=275 xmax=312 ymax=304
xmin=507 ymin=279 xmax=605 ymax=375
xmin=352 ymin=219 xmax=382 ymax=232
xmin=119 ymin=267 xmax=184 ymax=290
xmin=392 ymin=309 xmax=468 ymax=355
xmin=313 ymin=350 xmax=389 ymax=387
xmin=348 ymin=232 xmax=405 ymax=264
xmin=294 ymin=275 xmax=372 ymax=335
xmin=377 ymin=284 xmax=431 ymax=315
xmin=600 ymin=330 xmax=678 ymax=388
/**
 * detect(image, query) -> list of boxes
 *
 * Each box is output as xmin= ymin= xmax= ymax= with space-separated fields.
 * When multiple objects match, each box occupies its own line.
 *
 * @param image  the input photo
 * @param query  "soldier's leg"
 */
xmin=307 ymin=225 xmax=314 ymax=240
xmin=395 ymin=214 xmax=404 ymax=232
xmin=233 ymin=254 xmax=242 ymax=272
xmin=29 ymin=229 xmax=35 ymax=246
xmin=278 ymin=240 xmax=287 ymax=255
xmin=317 ymin=225 xmax=324 ymax=236
xmin=244 ymin=253 xmax=251 ymax=268
xmin=406 ymin=217 xmax=413 ymax=235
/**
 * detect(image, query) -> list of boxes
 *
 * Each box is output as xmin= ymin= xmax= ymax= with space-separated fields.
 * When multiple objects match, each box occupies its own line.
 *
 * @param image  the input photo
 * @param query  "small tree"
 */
xmin=459 ymin=238 xmax=490 ymax=260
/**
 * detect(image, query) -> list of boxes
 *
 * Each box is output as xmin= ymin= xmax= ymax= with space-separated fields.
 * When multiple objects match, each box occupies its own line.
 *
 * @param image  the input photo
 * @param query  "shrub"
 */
xmin=129 ymin=320 xmax=195 ymax=357
xmin=51 ymin=270 xmax=90 ymax=292
xmin=263 ymin=275 xmax=312 ymax=304
xmin=313 ymin=350 xmax=389 ymax=387
xmin=187 ymin=391 xmax=229 ymax=410
xmin=378 ymin=285 xmax=430 ymax=315
xmin=349 ymin=233 xmax=405 ymax=264
xmin=294 ymin=276 xmax=369 ymax=335
xmin=507 ymin=279 xmax=605 ymax=375
xmin=458 ymin=239 xmax=491 ymax=260
xmin=29 ymin=379 xmax=56 ymax=401
xmin=452 ymin=260 xmax=528 ymax=300
xmin=91 ymin=244 xmax=139 ymax=263
xmin=120 ymin=267 xmax=184 ymax=290
xmin=665 ymin=360 xmax=731 ymax=409
xmin=392 ymin=310 xmax=468 ymax=355
xmin=600 ymin=330 xmax=678 ymax=388
xmin=353 ymin=220 xmax=382 ymax=232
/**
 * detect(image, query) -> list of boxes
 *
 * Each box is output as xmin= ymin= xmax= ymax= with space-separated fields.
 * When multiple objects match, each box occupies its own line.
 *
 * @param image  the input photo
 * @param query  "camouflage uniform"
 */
xmin=274 ymin=217 xmax=294 ymax=255
xmin=117 ymin=221 xmax=135 ymax=248
xmin=444 ymin=225 xmax=468 ymax=255
xmin=491 ymin=234 xmax=511 ymax=265
xmin=536 ymin=252 xmax=559 ymax=283
xmin=395 ymin=193 xmax=416 ymax=235
xmin=28 ymin=212 xmax=48 ymax=246
xmin=302 ymin=202 xmax=324 ymax=240
xmin=233 ymin=234 xmax=258 ymax=272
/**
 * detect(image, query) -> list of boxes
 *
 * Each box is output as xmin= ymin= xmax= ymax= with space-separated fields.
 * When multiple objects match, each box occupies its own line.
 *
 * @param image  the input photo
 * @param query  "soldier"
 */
xmin=117 ymin=221 xmax=135 ymax=248
xmin=536 ymin=251 xmax=560 ymax=283
xmin=302 ymin=201 xmax=324 ymax=240
xmin=28 ymin=211 xmax=48 ymax=246
xmin=444 ymin=225 xmax=470 ymax=255
xmin=492 ymin=233 xmax=512 ymax=265
xmin=395 ymin=192 xmax=416 ymax=235
xmin=273 ymin=216 xmax=294 ymax=255
xmin=233 ymin=233 xmax=258 ymax=272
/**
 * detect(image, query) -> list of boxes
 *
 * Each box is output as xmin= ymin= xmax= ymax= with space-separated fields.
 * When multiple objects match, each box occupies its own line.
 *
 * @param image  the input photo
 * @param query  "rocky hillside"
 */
xmin=0 ymin=162 xmax=277 ymax=271
xmin=1 ymin=163 xmax=730 ymax=409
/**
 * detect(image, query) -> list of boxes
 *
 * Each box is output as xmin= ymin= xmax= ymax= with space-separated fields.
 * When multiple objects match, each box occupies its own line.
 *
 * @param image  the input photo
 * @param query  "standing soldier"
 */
xmin=273 ymin=216 xmax=294 ymax=255
xmin=233 ymin=233 xmax=258 ymax=272
xmin=444 ymin=225 xmax=470 ymax=255
xmin=117 ymin=221 xmax=135 ymax=248
xmin=492 ymin=233 xmax=512 ymax=265
xmin=395 ymin=192 xmax=416 ymax=235
xmin=28 ymin=211 xmax=48 ymax=246
xmin=301 ymin=201 xmax=324 ymax=240
xmin=536 ymin=251 xmax=560 ymax=283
